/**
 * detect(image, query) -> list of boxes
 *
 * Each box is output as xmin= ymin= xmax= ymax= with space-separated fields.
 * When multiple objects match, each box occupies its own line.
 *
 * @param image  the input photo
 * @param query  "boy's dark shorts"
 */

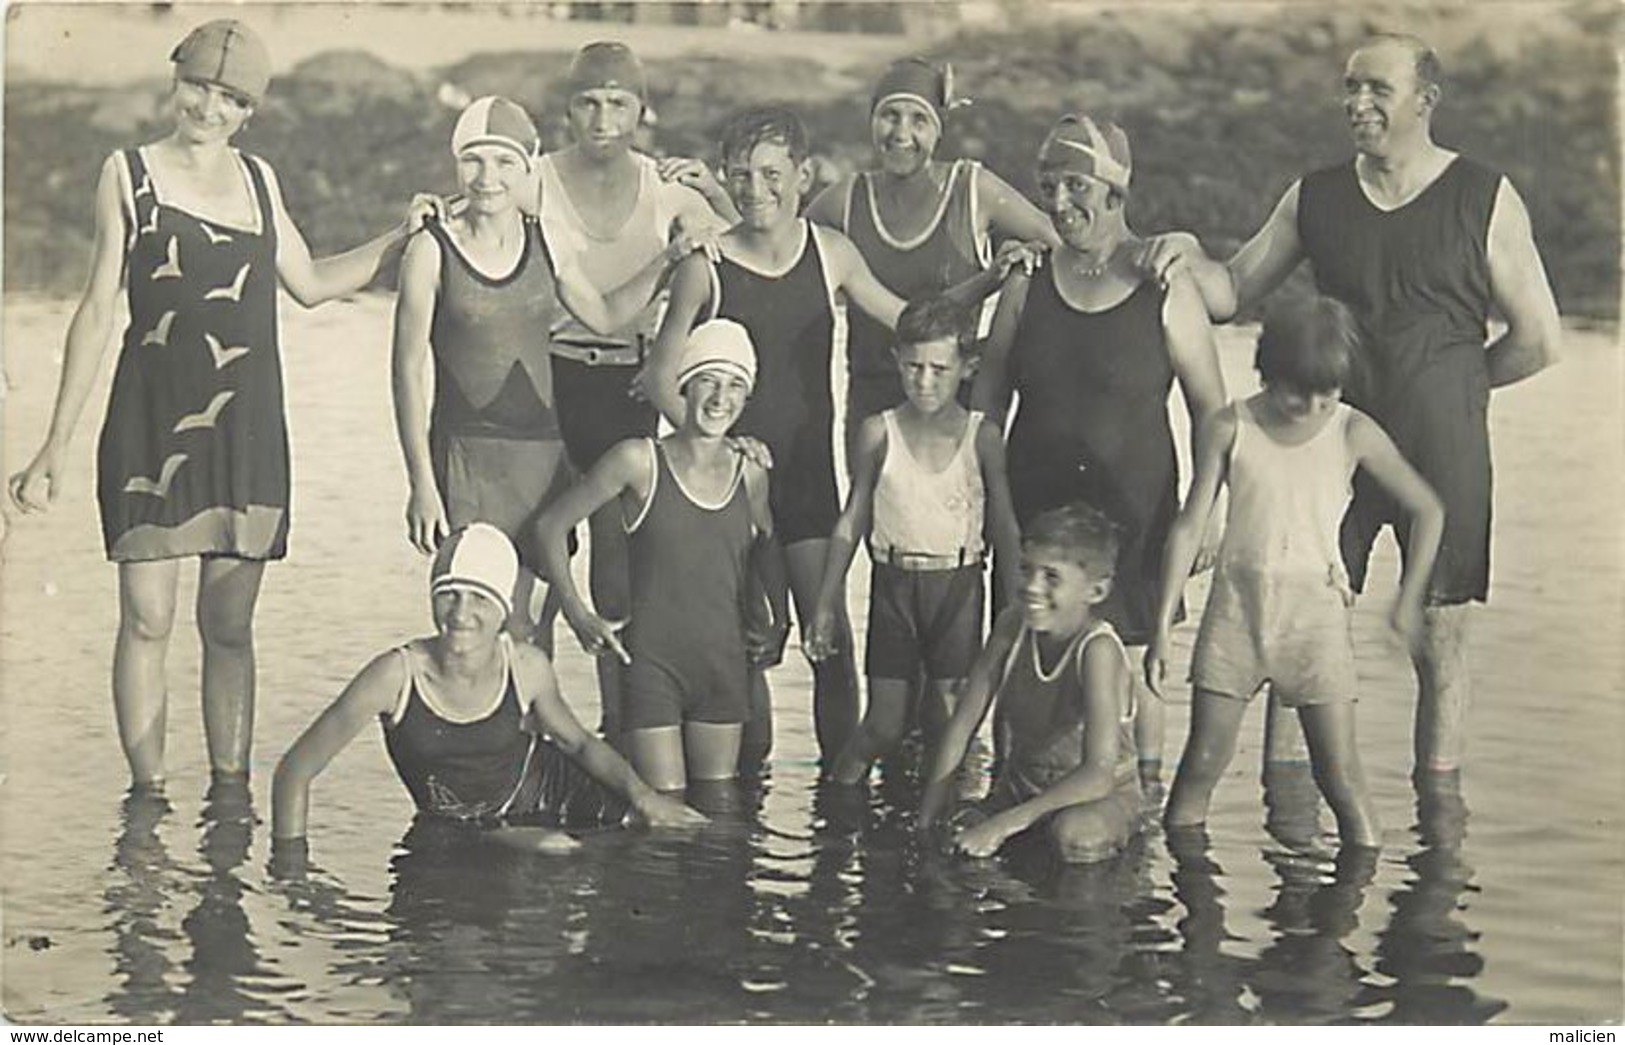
xmin=865 ymin=560 xmax=984 ymax=682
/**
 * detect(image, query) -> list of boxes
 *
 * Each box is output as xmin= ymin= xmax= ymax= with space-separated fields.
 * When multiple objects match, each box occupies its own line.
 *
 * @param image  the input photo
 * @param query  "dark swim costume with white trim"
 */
xmin=622 ymin=440 xmax=755 ymax=730
xmin=841 ymin=159 xmax=988 ymax=438
xmin=382 ymin=636 xmax=627 ymax=828
xmin=709 ymin=221 xmax=841 ymax=545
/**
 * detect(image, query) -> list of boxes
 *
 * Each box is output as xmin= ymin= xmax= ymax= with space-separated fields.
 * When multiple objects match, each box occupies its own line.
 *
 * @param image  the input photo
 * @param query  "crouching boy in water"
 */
xmin=919 ymin=504 xmax=1145 ymax=863
xmin=537 ymin=320 xmax=784 ymax=795
xmin=807 ymin=296 xmax=1021 ymax=785
xmin=1146 ymin=295 xmax=1445 ymax=849
xmin=271 ymin=523 xmax=705 ymax=871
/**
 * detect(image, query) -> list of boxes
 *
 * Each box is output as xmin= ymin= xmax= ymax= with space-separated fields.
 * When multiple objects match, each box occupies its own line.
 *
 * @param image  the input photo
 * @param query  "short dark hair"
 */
xmin=1022 ymin=502 xmax=1120 ymax=580
xmin=895 ymin=296 xmax=973 ymax=356
xmin=717 ymin=105 xmax=810 ymax=167
xmin=1254 ymin=294 xmax=1360 ymax=394
xmin=1363 ymin=33 xmax=1444 ymax=92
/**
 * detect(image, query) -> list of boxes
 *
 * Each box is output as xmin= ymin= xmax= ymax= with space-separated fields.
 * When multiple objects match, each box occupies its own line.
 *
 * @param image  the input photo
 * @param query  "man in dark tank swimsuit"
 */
xmin=1141 ymin=33 xmax=1562 ymax=785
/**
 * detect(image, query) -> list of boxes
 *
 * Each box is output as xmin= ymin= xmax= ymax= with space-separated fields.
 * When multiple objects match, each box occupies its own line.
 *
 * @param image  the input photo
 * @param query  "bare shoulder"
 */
xmin=974 ymin=414 xmax=1006 ymax=452
xmin=1342 ymin=404 xmax=1392 ymax=450
xmin=508 ymin=641 xmax=558 ymax=696
xmin=855 ymin=411 xmax=890 ymax=459
xmin=345 ymin=645 xmax=412 ymax=715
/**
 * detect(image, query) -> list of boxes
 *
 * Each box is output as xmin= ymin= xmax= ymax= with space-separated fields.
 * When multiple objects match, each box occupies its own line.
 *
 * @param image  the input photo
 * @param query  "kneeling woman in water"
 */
xmin=271 ymin=523 xmax=705 ymax=871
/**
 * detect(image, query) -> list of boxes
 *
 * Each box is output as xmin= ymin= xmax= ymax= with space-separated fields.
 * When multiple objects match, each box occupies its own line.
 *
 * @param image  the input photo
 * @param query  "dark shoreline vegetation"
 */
xmin=5 ymin=6 xmax=1617 ymax=317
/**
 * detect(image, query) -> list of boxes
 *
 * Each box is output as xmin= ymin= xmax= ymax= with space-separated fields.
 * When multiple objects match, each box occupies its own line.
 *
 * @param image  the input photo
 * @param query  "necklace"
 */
xmin=1065 ymin=246 xmax=1114 ymax=279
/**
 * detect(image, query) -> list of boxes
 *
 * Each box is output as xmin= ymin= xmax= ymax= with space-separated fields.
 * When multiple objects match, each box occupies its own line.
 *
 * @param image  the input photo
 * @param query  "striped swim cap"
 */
xmin=451 ymin=96 xmax=539 ymax=169
xmin=430 ymin=523 xmax=518 ymax=619
xmin=678 ymin=319 xmax=757 ymax=393
xmin=1039 ymin=114 xmax=1133 ymax=192
xmin=170 ymin=19 xmax=271 ymax=105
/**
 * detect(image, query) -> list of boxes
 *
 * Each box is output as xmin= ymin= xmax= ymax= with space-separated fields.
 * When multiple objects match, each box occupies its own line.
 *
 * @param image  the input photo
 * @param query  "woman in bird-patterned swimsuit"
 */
xmin=8 ymin=20 xmax=439 ymax=790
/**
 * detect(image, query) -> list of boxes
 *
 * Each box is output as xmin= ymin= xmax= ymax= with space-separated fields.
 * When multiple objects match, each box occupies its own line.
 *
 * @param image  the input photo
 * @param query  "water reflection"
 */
xmin=1372 ymin=774 xmax=1507 ymax=1023
xmin=1163 ymin=826 xmax=1257 ymax=1023
xmin=105 ymin=789 xmax=183 ymax=1022
xmin=174 ymin=778 xmax=287 ymax=1022
xmin=1254 ymin=845 xmax=1379 ymax=1021
xmin=105 ymin=781 xmax=288 ymax=1023
xmin=93 ymin=763 xmax=1519 ymax=1024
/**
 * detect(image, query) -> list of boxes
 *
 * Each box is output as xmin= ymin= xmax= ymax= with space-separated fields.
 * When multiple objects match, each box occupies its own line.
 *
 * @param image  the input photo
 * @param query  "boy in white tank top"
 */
xmin=1145 ymin=296 xmax=1445 ymax=850
xmin=807 ymin=297 xmax=1021 ymax=785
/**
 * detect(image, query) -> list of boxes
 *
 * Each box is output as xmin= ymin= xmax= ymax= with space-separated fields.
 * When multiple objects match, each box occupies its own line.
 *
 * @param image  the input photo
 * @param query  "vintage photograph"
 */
xmin=1 ymin=0 xmax=1619 ymax=1026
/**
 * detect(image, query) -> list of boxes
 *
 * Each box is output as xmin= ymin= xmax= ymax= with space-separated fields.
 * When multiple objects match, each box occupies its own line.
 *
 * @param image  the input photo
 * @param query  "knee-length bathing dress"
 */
xmin=97 ymin=147 xmax=289 ymax=562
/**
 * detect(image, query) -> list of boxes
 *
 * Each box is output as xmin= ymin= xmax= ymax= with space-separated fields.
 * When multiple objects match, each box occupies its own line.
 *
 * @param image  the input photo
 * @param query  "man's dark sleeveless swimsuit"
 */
xmin=1299 ymin=156 xmax=1500 ymax=604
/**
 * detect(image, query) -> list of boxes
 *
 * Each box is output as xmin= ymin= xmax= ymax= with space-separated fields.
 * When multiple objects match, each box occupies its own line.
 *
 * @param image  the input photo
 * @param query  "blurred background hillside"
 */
xmin=5 ymin=1 xmax=1618 ymax=316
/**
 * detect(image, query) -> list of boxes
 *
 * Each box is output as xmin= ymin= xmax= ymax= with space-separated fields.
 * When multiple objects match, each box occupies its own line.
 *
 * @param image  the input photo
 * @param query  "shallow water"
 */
xmin=2 ymin=295 xmax=1620 ymax=1024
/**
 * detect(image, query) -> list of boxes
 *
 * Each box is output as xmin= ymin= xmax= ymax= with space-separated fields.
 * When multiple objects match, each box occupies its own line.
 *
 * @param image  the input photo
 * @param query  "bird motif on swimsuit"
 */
xmin=424 ymin=775 xmax=497 ymax=821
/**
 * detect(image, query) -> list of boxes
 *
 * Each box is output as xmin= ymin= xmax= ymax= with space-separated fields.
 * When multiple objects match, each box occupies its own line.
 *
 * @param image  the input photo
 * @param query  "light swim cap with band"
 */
xmin=1038 ymin=113 xmax=1133 ymax=193
xmin=430 ymin=523 xmax=519 ymax=620
xmin=677 ymin=319 xmax=758 ymax=394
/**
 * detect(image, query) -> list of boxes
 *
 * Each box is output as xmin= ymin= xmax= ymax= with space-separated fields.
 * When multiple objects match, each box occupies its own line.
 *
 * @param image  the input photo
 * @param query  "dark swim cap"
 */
xmin=870 ymin=57 xmax=966 ymax=135
xmin=567 ymin=41 xmax=647 ymax=101
xmin=170 ymin=19 xmax=271 ymax=105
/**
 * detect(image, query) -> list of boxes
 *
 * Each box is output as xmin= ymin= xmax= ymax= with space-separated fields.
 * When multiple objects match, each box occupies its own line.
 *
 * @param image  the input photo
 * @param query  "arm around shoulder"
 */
xmin=638 ymin=252 xmax=713 ymax=426
xmin=1226 ymin=179 xmax=1307 ymax=317
xmin=805 ymin=176 xmax=853 ymax=230
xmin=969 ymin=270 xmax=1031 ymax=422
xmin=826 ymin=230 xmax=904 ymax=328
xmin=977 ymin=166 xmax=1061 ymax=248
xmin=1162 ymin=271 xmax=1228 ymax=426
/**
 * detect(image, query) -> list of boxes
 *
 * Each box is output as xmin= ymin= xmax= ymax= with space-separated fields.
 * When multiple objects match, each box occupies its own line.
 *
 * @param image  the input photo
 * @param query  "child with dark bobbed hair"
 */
xmin=1146 ymin=294 xmax=1444 ymax=850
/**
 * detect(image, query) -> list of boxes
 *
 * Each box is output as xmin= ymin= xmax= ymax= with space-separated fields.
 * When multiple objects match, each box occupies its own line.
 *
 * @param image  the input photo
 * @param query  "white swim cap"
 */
xmin=677 ymin=319 xmax=757 ymax=393
xmin=429 ymin=523 xmax=518 ymax=619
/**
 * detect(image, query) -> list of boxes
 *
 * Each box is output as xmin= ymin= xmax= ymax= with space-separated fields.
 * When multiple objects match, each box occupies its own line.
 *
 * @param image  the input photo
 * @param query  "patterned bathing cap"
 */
xmin=451 ymin=96 xmax=540 ymax=169
xmin=567 ymin=41 xmax=647 ymax=101
xmin=1038 ymin=113 xmax=1133 ymax=192
xmin=430 ymin=523 xmax=518 ymax=619
xmin=678 ymin=319 xmax=757 ymax=393
xmin=170 ymin=19 xmax=271 ymax=106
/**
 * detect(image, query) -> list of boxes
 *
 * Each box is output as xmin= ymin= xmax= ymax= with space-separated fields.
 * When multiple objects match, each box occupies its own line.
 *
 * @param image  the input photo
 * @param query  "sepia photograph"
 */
xmin=1 ymin=0 xmax=1619 ymax=1027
